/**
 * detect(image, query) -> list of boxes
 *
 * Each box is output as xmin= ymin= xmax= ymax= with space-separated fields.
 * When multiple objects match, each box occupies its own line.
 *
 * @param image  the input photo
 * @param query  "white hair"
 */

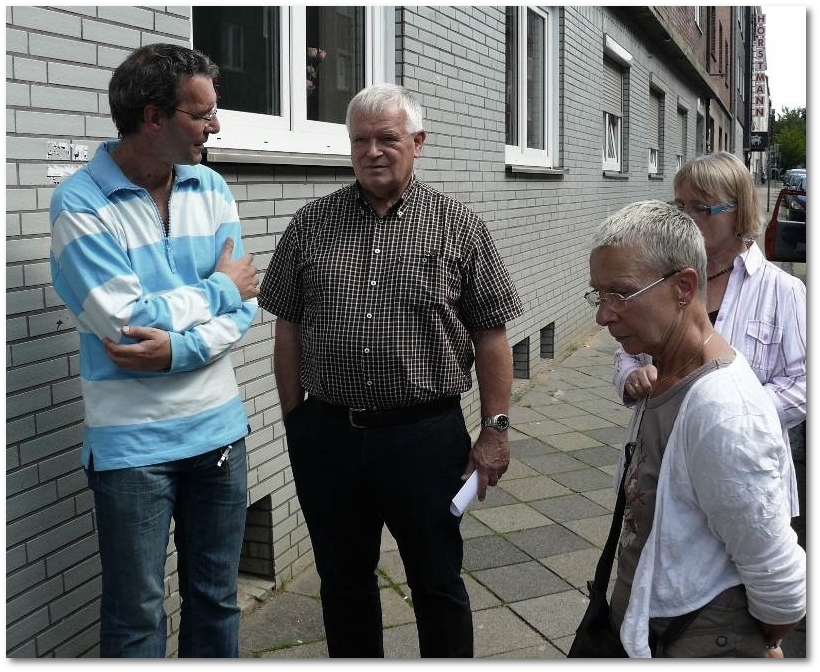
xmin=345 ymin=84 xmax=424 ymax=135
xmin=592 ymin=200 xmax=708 ymax=301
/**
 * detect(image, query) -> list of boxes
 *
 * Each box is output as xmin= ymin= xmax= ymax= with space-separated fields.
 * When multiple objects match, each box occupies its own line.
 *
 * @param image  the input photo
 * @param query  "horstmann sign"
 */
xmin=752 ymin=13 xmax=768 ymax=130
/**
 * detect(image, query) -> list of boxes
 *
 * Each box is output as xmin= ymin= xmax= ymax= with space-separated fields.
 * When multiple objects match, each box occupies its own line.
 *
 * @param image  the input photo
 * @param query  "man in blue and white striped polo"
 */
xmin=49 ymin=43 xmax=259 ymax=658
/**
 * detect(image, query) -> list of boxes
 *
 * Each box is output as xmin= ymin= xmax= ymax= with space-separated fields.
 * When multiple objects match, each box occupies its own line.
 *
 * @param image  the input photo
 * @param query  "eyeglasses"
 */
xmin=584 ymin=270 xmax=680 ymax=312
xmin=670 ymin=200 xmax=736 ymax=217
xmin=174 ymin=106 xmax=218 ymax=124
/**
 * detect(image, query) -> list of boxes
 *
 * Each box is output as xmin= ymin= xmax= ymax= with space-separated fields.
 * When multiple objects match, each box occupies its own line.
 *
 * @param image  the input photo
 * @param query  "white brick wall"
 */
xmin=6 ymin=5 xmax=708 ymax=657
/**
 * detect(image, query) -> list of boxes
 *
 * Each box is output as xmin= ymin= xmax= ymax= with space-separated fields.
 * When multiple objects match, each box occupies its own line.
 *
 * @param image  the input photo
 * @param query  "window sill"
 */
xmin=506 ymin=165 xmax=569 ymax=176
xmin=205 ymin=147 xmax=352 ymax=167
xmin=603 ymin=171 xmax=629 ymax=180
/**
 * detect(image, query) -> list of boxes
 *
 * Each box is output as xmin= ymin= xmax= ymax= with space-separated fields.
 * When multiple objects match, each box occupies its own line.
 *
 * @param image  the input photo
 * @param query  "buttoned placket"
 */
xmin=361 ymin=207 xmax=384 ymax=404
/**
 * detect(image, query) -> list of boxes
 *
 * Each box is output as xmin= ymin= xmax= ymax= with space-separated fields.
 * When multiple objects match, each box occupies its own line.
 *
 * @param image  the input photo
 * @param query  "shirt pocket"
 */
xmin=393 ymin=253 xmax=462 ymax=308
xmin=744 ymin=320 xmax=782 ymax=379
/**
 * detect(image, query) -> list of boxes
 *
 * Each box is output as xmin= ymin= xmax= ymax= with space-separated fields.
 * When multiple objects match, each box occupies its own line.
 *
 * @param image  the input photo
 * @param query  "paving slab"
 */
xmin=470 ymin=502 xmax=553 ymax=533
xmin=462 ymin=534 xmax=530 ymax=571
xmin=472 ymin=560 xmax=571 ymax=602
xmin=505 ymin=523 xmax=592 ymax=558
xmin=508 ymin=437 xmax=557 ymax=456
xmin=529 ymin=493 xmax=610 ymax=523
xmin=497 ymin=474 xmax=573 ymax=501
xmin=472 ymin=606 xmax=546 ymax=657
xmin=515 ymin=452 xmax=589 ymax=475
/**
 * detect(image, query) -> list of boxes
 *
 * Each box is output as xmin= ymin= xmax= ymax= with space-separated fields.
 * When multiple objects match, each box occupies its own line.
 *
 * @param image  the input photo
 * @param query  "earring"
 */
xmin=679 ymin=301 xmax=687 ymax=307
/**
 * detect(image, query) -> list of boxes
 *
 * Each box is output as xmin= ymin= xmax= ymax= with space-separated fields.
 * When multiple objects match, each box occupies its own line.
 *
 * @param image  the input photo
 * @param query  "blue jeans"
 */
xmin=86 ymin=439 xmax=247 ymax=658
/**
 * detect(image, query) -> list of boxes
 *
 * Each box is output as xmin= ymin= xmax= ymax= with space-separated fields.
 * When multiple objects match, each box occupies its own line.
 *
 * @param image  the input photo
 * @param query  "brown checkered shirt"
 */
xmin=258 ymin=176 xmax=522 ymax=409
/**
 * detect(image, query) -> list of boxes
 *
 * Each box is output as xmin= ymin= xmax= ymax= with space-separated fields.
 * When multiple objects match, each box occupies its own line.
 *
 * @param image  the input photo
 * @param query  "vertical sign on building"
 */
xmin=752 ymin=13 xmax=767 ymax=132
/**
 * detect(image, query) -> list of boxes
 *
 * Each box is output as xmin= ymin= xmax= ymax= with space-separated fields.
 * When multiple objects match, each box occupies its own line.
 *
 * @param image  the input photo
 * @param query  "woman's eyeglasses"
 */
xmin=584 ymin=270 xmax=680 ymax=312
xmin=670 ymin=200 xmax=735 ymax=217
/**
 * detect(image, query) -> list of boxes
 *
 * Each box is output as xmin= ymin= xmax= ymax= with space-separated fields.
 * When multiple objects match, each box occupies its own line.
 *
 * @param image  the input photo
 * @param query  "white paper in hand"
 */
xmin=450 ymin=470 xmax=479 ymax=516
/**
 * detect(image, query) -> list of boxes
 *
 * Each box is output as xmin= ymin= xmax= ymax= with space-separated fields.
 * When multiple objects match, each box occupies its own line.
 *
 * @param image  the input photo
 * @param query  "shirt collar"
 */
xmin=739 ymin=241 xmax=765 ymax=276
xmin=89 ymin=139 xmax=200 ymax=196
xmin=354 ymin=174 xmax=418 ymax=216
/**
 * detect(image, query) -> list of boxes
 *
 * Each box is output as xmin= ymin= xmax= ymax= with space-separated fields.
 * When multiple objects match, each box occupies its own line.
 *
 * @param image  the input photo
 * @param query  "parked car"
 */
xmin=785 ymin=175 xmax=807 ymax=221
xmin=765 ymin=178 xmax=806 ymax=262
xmin=782 ymin=168 xmax=806 ymax=187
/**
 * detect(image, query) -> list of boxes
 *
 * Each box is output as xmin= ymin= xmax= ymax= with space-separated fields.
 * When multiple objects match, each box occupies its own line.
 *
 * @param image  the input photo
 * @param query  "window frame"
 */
xmin=676 ymin=106 xmax=688 ymax=172
xmin=647 ymin=88 xmax=663 ymax=176
xmin=504 ymin=5 xmax=559 ymax=170
xmin=197 ymin=6 xmax=394 ymax=161
xmin=648 ymin=148 xmax=659 ymax=175
xmin=602 ymin=35 xmax=632 ymax=174
xmin=603 ymin=112 xmax=622 ymax=172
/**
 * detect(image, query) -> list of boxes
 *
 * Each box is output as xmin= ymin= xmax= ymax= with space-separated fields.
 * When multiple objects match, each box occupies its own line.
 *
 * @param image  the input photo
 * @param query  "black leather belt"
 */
xmin=312 ymin=396 xmax=460 ymax=429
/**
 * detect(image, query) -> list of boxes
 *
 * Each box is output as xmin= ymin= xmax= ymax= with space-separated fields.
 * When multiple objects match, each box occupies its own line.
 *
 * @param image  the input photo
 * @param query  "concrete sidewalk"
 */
xmin=236 ymin=326 xmax=807 ymax=659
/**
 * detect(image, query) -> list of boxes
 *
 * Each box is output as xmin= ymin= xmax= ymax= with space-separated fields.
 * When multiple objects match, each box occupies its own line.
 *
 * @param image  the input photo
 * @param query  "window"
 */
xmin=676 ymin=108 xmax=687 ymax=171
xmin=603 ymin=111 xmax=621 ymax=172
xmin=737 ymin=55 xmax=744 ymax=101
xmin=648 ymin=89 xmax=663 ymax=175
xmin=709 ymin=8 xmax=717 ymax=59
xmin=505 ymin=6 xmax=558 ymax=169
xmin=192 ymin=6 xmax=392 ymax=160
xmin=724 ymin=39 xmax=730 ymax=84
xmin=718 ymin=24 xmax=724 ymax=73
xmin=602 ymin=36 xmax=631 ymax=174
xmin=602 ymin=58 xmax=623 ymax=171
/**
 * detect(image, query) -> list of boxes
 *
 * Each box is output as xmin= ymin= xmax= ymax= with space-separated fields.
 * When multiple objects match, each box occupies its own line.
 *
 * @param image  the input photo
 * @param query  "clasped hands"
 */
xmin=103 ymin=238 xmax=257 ymax=372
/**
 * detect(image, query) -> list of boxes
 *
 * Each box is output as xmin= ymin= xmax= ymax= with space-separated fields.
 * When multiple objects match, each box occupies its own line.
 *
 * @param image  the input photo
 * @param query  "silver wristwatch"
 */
xmin=481 ymin=413 xmax=510 ymax=432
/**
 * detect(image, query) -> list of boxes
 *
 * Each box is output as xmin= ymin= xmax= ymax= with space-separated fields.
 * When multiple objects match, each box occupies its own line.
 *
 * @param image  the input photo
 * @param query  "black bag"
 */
xmin=567 ymin=580 xmax=627 ymax=657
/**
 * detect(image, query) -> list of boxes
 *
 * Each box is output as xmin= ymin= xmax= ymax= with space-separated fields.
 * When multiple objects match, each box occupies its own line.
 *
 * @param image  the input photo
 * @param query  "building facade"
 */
xmin=6 ymin=5 xmax=759 ymax=657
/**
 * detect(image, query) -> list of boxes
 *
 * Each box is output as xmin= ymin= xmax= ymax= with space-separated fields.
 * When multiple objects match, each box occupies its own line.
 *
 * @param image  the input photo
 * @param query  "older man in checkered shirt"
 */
xmin=258 ymin=84 xmax=522 ymax=658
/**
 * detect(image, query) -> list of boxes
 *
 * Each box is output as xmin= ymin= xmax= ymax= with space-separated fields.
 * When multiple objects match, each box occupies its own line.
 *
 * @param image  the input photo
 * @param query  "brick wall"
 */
xmin=6 ymin=5 xmax=713 ymax=657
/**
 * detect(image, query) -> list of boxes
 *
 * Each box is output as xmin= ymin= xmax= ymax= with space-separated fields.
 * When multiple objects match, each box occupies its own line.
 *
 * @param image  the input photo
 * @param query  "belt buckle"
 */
xmin=348 ymin=408 xmax=367 ymax=428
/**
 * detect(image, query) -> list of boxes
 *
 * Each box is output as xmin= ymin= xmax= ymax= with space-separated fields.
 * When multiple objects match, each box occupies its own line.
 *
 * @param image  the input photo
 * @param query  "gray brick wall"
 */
xmin=6 ymin=5 xmax=712 ymax=657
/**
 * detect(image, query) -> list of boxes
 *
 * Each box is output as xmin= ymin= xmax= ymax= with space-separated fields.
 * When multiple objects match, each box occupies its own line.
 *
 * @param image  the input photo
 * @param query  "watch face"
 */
xmin=495 ymin=414 xmax=510 ymax=430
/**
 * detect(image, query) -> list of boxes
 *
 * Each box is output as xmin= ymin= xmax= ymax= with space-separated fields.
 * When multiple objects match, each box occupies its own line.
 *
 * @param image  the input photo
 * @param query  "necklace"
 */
xmin=650 ymin=332 xmax=715 ymax=397
xmin=707 ymin=265 xmax=733 ymax=281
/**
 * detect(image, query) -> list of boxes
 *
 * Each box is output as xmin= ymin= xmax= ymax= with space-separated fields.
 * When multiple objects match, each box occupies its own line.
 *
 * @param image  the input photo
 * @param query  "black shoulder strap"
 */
xmin=592 ymin=440 xmax=634 ymax=591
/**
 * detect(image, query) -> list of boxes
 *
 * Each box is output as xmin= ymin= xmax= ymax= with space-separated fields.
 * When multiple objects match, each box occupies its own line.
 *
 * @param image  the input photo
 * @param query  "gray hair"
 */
xmin=592 ymin=200 xmax=708 ymax=301
xmin=345 ymin=84 xmax=424 ymax=135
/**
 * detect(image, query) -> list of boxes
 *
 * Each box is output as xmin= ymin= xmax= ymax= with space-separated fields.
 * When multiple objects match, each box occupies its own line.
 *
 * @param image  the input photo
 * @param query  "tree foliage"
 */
xmin=773 ymin=106 xmax=806 ymax=171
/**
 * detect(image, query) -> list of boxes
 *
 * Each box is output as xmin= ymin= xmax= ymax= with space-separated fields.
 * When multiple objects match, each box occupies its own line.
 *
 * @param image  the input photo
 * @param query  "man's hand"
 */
xmin=216 ymin=237 xmax=259 ymax=300
xmin=463 ymin=428 xmax=510 ymax=502
xmin=625 ymin=363 xmax=658 ymax=399
xmin=103 ymin=325 xmax=171 ymax=371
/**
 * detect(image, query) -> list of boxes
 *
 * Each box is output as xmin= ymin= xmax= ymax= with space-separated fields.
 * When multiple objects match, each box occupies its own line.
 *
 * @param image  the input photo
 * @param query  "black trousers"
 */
xmin=284 ymin=396 xmax=474 ymax=658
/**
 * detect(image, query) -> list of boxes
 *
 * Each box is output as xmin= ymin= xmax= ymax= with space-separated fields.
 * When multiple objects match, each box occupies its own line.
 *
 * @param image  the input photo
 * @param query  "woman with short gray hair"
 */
xmin=587 ymin=200 xmax=805 ymax=657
